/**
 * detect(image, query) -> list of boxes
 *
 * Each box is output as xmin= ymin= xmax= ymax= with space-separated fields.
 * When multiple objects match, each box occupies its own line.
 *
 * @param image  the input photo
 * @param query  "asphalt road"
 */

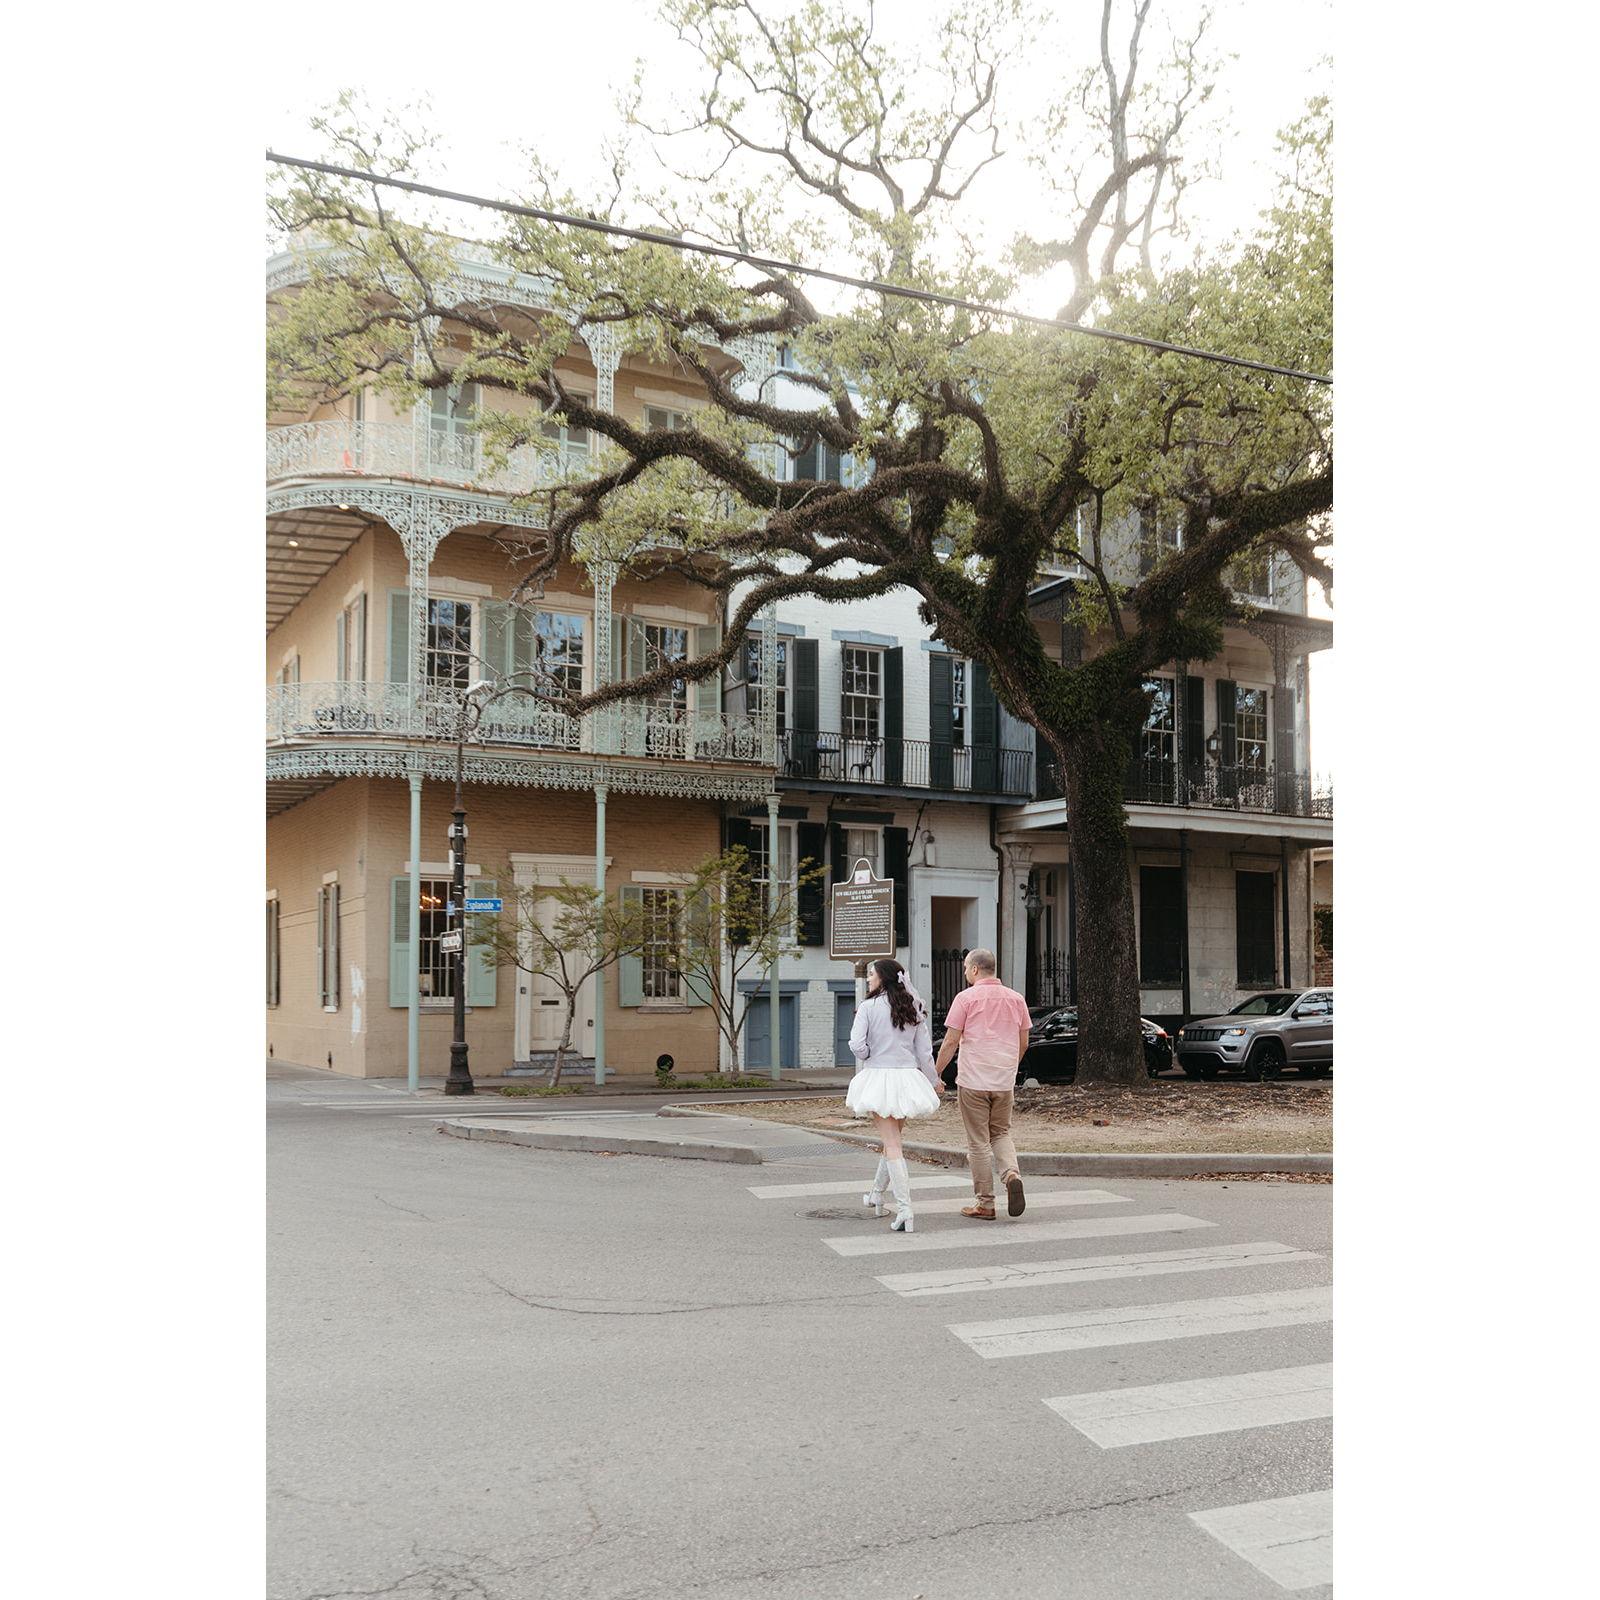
xmin=268 ymin=1068 xmax=1332 ymax=1599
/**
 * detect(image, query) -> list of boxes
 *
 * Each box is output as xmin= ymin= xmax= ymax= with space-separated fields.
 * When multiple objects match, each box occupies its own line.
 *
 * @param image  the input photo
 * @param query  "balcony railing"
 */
xmin=265 ymin=419 xmax=590 ymax=496
xmin=1035 ymin=755 xmax=1332 ymax=819
xmin=266 ymin=681 xmax=769 ymax=764
xmin=777 ymin=730 xmax=1035 ymax=795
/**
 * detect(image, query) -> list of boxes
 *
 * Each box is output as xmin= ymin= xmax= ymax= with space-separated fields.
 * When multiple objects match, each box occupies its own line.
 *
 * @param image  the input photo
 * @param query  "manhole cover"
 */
xmin=802 ymin=1207 xmax=872 ymax=1221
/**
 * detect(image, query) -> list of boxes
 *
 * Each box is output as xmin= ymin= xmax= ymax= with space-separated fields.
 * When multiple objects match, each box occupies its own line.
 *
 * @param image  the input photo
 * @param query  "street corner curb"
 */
xmin=809 ymin=1127 xmax=1331 ymax=1177
xmin=437 ymin=1118 xmax=763 ymax=1164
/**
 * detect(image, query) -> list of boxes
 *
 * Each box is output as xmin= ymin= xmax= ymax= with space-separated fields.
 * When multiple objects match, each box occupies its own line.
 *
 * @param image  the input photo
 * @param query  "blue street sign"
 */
xmin=464 ymin=897 xmax=504 ymax=913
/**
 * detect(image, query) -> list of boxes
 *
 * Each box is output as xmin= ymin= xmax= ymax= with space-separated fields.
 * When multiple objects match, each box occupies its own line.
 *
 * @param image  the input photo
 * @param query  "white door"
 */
xmin=512 ymin=855 xmax=601 ymax=1062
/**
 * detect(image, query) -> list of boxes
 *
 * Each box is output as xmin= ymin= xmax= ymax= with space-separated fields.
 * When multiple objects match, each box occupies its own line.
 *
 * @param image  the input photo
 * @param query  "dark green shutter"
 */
xmin=1217 ymin=680 xmax=1238 ymax=800
xmin=791 ymin=638 xmax=819 ymax=775
xmin=1273 ymin=683 xmax=1296 ymax=812
xmin=883 ymin=826 xmax=910 ymax=951
xmin=724 ymin=817 xmax=754 ymax=945
xmin=354 ymin=593 xmax=368 ymax=681
xmin=1139 ymin=866 xmax=1183 ymax=986
xmin=466 ymin=879 xmax=497 ymax=1007
xmin=971 ymin=662 xmax=998 ymax=791
xmin=387 ymin=590 xmax=411 ymax=682
xmin=389 ymin=878 xmax=413 ymax=1008
xmin=796 ymin=822 xmax=826 ymax=946
xmin=883 ymin=647 xmax=903 ymax=784
xmin=929 ymin=653 xmax=954 ymax=789
xmin=1185 ymin=673 xmax=1206 ymax=786
xmin=335 ymin=611 xmax=347 ymax=687
xmin=1236 ymin=871 xmax=1276 ymax=987
xmin=618 ymin=885 xmax=645 ymax=1006
xmin=266 ymin=900 xmax=280 ymax=1008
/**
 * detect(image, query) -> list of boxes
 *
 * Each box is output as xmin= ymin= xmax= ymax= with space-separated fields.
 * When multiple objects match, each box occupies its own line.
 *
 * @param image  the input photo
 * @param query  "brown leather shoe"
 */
xmin=1004 ymin=1171 xmax=1026 ymax=1217
xmin=960 ymin=1204 xmax=997 ymax=1220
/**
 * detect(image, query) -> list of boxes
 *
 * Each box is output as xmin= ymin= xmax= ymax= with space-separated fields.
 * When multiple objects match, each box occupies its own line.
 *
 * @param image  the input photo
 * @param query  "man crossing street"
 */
xmin=933 ymin=948 xmax=1033 ymax=1220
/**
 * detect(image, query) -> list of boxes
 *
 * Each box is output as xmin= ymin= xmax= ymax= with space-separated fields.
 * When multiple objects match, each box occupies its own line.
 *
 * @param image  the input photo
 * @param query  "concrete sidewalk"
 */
xmin=438 ymin=1110 xmax=853 ymax=1165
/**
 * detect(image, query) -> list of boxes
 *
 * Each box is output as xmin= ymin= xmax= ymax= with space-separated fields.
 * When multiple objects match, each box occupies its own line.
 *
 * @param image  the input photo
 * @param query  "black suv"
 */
xmin=934 ymin=1007 xmax=1173 ymax=1088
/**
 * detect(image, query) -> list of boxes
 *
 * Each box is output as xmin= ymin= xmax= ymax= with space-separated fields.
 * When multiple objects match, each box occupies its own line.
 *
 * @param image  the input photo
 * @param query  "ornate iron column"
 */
xmin=594 ymin=783 xmax=608 ymax=1087
xmin=760 ymin=601 xmax=781 ymax=1077
xmin=408 ymin=764 xmax=423 ymax=1092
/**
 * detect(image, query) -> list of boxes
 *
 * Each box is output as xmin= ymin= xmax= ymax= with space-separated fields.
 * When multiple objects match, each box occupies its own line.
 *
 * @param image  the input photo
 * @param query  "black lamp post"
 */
xmin=442 ymin=684 xmax=492 ymax=1098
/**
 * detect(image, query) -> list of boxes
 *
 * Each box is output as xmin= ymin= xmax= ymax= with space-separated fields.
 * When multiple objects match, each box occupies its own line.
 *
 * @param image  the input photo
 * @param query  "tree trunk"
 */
xmin=549 ymin=1006 xmax=576 ymax=1086
xmin=1057 ymin=729 xmax=1147 ymax=1086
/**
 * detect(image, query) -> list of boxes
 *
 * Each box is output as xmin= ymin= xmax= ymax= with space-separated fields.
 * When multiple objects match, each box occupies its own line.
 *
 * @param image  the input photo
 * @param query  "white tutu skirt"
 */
xmin=846 ymin=1066 xmax=940 ymax=1121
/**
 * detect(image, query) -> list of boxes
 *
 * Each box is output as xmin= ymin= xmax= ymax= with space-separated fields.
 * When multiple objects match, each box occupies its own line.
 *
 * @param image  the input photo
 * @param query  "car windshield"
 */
xmin=1227 ymin=993 xmax=1299 ymax=1016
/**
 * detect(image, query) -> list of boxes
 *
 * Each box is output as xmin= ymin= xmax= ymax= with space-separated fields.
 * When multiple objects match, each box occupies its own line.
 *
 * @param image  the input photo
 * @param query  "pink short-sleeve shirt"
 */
xmin=944 ymin=977 xmax=1032 ymax=1091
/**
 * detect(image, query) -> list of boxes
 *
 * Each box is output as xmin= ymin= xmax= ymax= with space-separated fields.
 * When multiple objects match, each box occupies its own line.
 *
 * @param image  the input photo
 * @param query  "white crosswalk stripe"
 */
xmin=823 ymin=1211 xmax=1214 ymax=1257
xmin=1188 ymin=1489 xmax=1333 ymax=1590
xmin=875 ymin=1240 xmax=1320 ymax=1298
xmin=1044 ymin=1363 xmax=1333 ymax=1447
xmin=746 ymin=1175 xmax=978 ymax=1198
xmin=913 ymin=1189 xmax=1130 ymax=1216
xmin=948 ymin=1285 xmax=1332 ymax=1358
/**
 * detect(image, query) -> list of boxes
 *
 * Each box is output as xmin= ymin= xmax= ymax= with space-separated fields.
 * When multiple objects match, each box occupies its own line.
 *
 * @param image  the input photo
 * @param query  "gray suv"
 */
xmin=1175 ymin=989 xmax=1333 ymax=1080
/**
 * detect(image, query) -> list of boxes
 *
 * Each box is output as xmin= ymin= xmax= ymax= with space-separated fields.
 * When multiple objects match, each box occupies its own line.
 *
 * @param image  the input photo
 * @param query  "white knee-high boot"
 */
xmin=887 ymin=1158 xmax=913 ymax=1233
xmin=863 ymin=1157 xmax=891 ymax=1216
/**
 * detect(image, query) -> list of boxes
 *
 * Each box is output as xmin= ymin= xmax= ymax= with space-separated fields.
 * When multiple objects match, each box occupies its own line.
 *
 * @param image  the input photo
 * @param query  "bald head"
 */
xmin=964 ymin=948 xmax=997 ymax=978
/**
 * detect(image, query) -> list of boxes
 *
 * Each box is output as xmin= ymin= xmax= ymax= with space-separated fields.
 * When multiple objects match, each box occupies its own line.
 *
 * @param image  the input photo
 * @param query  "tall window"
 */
xmin=845 ymin=827 xmax=881 ymax=877
xmin=641 ymin=887 xmax=683 ymax=1000
xmin=642 ymin=624 xmax=689 ymax=714
xmin=842 ymin=647 xmax=882 ymax=742
xmin=426 ymin=598 xmax=474 ymax=690
xmin=1235 ymin=687 xmax=1269 ymax=774
xmin=1138 ymin=507 xmax=1182 ymax=574
xmin=1139 ymin=866 xmax=1183 ymax=986
xmin=428 ymin=382 xmax=479 ymax=470
xmin=745 ymin=634 xmax=789 ymax=733
xmin=644 ymin=405 xmax=691 ymax=432
xmin=1141 ymin=677 xmax=1176 ymax=764
xmin=540 ymin=394 xmax=592 ymax=455
xmin=792 ymin=437 xmax=844 ymax=483
xmin=951 ymin=658 xmax=968 ymax=748
xmin=748 ymin=825 xmax=796 ymax=935
xmin=266 ymin=898 xmax=280 ymax=1007
xmin=534 ymin=611 xmax=585 ymax=698
xmin=1236 ymin=871 xmax=1277 ymax=988
xmin=276 ymin=656 xmax=300 ymax=687
xmin=318 ymin=882 xmax=340 ymax=1010
xmin=340 ymin=594 xmax=367 ymax=684
xmin=416 ymin=879 xmax=456 ymax=1001
xmin=1231 ymin=548 xmax=1272 ymax=600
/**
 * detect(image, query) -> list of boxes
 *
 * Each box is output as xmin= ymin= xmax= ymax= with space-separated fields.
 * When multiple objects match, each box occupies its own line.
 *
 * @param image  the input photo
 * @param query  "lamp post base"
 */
xmin=444 ymin=1040 xmax=475 ymax=1096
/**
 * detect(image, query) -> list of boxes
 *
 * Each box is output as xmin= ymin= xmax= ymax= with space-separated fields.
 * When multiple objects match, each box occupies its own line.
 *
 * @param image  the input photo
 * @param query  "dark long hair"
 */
xmin=871 ymin=959 xmax=922 ymax=1032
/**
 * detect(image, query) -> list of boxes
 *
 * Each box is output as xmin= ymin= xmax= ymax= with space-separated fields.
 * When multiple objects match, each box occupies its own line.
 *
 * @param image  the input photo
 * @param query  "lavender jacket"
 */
xmin=849 ymin=988 xmax=939 ymax=1085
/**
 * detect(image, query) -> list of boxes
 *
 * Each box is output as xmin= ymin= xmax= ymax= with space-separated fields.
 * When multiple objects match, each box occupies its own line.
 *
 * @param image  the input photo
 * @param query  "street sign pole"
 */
xmin=444 ymin=803 xmax=474 ymax=1096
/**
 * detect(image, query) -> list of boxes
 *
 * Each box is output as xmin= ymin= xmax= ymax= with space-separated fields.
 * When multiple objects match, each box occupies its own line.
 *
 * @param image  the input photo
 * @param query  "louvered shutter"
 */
xmin=618 ymin=885 xmax=645 ymax=1007
xmin=929 ymin=653 xmax=954 ymax=789
xmin=1217 ymin=680 xmax=1238 ymax=801
xmin=883 ymin=826 xmax=910 ymax=951
xmin=971 ymin=662 xmax=998 ymax=791
xmin=389 ymin=878 xmax=413 ymax=1008
xmin=694 ymin=623 xmax=722 ymax=748
xmin=723 ymin=817 xmax=755 ymax=945
xmin=387 ymin=589 xmax=411 ymax=682
xmin=796 ymin=822 xmax=827 ymax=946
xmin=466 ymin=879 xmax=498 ymax=1006
xmin=882 ymin=647 xmax=903 ymax=784
xmin=791 ymin=637 xmax=819 ymax=774
xmin=335 ymin=611 xmax=347 ymax=687
xmin=680 ymin=890 xmax=712 ymax=1006
xmin=1185 ymin=674 xmax=1206 ymax=788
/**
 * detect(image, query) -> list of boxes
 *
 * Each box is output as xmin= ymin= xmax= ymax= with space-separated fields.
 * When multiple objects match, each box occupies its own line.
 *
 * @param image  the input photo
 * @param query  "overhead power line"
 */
xmin=266 ymin=151 xmax=1333 ymax=387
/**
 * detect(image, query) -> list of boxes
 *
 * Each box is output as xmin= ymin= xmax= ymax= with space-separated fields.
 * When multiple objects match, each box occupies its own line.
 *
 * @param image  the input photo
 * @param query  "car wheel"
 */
xmin=1196 ymin=1062 xmax=1218 ymax=1080
xmin=1250 ymin=1041 xmax=1286 ymax=1082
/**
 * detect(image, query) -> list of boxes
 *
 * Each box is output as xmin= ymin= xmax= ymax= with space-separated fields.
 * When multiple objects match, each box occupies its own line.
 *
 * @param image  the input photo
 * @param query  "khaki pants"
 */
xmin=958 ymin=1087 xmax=1020 ymax=1205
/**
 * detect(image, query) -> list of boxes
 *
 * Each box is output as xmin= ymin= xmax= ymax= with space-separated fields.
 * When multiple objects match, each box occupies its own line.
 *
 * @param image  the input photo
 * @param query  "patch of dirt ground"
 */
xmin=719 ymin=1082 xmax=1331 ymax=1155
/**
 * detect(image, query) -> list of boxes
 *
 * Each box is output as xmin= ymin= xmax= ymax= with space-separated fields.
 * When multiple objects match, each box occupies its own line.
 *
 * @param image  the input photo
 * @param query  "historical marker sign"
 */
xmin=829 ymin=859 xmax=896 ymax=962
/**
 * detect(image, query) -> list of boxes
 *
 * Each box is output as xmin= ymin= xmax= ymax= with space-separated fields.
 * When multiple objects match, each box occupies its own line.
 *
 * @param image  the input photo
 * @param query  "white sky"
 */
xmin=263 ymin=0 xmax=1334 ymax=774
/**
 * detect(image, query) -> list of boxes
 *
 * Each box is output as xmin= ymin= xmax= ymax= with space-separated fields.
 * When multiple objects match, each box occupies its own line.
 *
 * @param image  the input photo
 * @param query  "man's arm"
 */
xmin=935 ymin=1027 xmax=963 ymax=1073
xmin=1018 ymin=1027 xmax=1032 ymax=1062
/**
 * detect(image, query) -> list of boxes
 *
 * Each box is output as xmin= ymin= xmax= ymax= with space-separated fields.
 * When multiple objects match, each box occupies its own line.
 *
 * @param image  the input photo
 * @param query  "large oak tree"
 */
xmin=268 ymin=0 xmax=1332 ymax=1085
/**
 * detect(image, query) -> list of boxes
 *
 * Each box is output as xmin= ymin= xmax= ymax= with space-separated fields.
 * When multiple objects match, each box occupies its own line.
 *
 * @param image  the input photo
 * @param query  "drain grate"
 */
xmin=802 ymin=1206 xmax=875 ymax=1221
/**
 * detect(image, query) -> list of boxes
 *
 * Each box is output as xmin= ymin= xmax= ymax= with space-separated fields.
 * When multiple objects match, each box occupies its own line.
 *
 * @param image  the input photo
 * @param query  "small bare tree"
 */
xmin=472 ymin=874 xmax=651 ymax=1085
xmin=666 ymin=845 xmax=825 ymax=1075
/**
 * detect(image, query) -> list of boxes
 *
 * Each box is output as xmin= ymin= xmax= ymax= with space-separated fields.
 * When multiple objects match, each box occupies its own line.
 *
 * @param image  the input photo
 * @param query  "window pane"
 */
xmin=641 ymin=888 xmax=682 ymax=999
xmin=417 ymin=879 xmax=456 ymax=1000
